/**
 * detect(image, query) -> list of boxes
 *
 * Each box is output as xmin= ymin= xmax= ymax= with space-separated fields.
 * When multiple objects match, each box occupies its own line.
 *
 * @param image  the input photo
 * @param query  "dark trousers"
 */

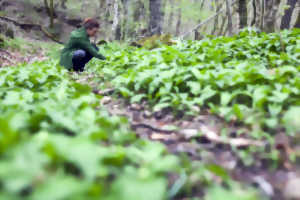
xmin=72 ymin=44 xmax=99 ymax=72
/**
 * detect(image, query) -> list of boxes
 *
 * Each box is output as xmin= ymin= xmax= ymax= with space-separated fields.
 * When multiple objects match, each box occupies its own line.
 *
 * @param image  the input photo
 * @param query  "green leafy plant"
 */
xmin=0 ymin=61 xmax=179 ymax=199
xmin=91 ymin=29 xmax=300 ymax=138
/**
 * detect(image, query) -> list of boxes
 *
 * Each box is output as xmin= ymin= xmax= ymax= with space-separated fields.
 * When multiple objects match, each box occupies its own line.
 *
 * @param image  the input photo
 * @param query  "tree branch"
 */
xmin=0 ymin=16 xmax=63 ymax=44
xmin=181 ymin=0 xmax=237 ymax=39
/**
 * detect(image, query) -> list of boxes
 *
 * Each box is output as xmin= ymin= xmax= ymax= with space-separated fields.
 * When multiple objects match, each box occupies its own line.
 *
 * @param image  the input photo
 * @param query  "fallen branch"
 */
xmin=181 ymin=0 xmax=237 ymax=39
xmin=0 ymin=48 xmax=13 ymax=55
xmin=93 ymin=88 xmax=115 ymax=96
xmin=131 ymin=123 xmax=174 ymax=134
xmin=0 ymin=53 xmax=14 ymax=67
xmin=0 ymin=16 xmax=63 ymax=44
xmin=0 ymin=53 xmax=12 ymax=61
xmin=199 ymin=125 xmax=265 ymax=147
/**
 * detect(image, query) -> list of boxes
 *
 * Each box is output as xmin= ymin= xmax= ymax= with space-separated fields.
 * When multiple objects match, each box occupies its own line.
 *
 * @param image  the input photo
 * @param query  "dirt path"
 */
xmin=73 ymin=72 xmax=300 ymax=200
xmin=0 ymin=48 xmax=47 ymax=67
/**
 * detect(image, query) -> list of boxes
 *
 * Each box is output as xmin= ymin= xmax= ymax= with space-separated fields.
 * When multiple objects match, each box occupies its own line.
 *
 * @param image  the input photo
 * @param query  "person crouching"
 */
xmin=60 ymin=18 xmax=106 ymax=72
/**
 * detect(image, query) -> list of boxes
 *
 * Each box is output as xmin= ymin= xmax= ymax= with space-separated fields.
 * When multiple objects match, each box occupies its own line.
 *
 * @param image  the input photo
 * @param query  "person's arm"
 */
xmin=75 ymin=39 xmax=106 ymax=60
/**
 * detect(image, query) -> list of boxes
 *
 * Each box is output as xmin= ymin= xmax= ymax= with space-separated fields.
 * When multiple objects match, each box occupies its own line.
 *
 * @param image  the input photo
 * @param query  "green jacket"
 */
xmin=59 ymin=27 xmax=105 ymax=69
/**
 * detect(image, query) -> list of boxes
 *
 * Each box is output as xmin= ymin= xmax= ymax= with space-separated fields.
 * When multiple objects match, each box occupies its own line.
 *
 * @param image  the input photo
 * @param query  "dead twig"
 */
xmin=131 ymin=123 xmax=174 ymax=134
xmin=93 ymin=88 xmax=115 ymax=96
xmin=199 ymin=125 xmax=265 ymax=147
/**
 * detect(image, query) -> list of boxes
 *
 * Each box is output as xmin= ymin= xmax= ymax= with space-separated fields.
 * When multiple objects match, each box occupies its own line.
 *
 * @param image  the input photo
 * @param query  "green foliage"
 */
xmin=91 ymin=29 xmax=300 ymax=137
xmin=136 ymin=34 xmax=176 ymax=49
xmin=205 ymin=183 xmax=259 ymax=200
xmin=3 ymin=28 xmax=296 ymax=199
xmin=0 ymin=61 xmax=179 ymax=199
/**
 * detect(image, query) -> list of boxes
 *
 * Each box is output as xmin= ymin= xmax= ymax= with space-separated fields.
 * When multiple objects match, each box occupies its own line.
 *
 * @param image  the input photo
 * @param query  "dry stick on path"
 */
xmin=0 ymin=16 xmax=63 ymax=44
xmin=131 ymin=123 xmax=174 ymax=134
xmin=131 ymin=121 xmax=264 ymax=147
xmin=181 ymin=0 xmax=237 ymax=39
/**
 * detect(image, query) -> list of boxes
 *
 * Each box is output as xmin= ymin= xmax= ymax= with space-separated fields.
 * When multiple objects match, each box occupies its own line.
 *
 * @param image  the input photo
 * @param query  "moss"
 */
xmin=0 ymin=34 xmax=5 ymax=48
xmin=5 ymin=28 xmax=14 ymax=39
xmin=135 ymin=34 xmax=175 ymax=49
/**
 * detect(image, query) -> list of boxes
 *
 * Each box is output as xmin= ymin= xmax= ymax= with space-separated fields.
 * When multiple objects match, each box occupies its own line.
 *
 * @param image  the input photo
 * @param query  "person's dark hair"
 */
xmin=83 ymin=18 xmax=100 ymax=30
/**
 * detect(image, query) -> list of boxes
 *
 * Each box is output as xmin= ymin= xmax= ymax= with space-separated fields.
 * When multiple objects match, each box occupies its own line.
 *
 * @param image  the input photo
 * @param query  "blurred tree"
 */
xmin=211 ymin=0 xmax=223 ymax=35
xmin=280 ymin=0 xmax=297 ymax=29
xmin=149 ymin=0 xmax=163 ymax=35
xmin=295 ymin=10 xmax=300 ymax=28
xmin=61 ymin=0 xmax=67 ymax=9
xmin=225 ymin=0 xmax=233 ymax=35
xmin=238 ymin=0 xmax=248 ymax=29
xmin=175 ymin=6 xmax=181 ymax=36
xmin=167 ymin=0 xmax=174 ymax=30
xmin=251 ymin=0 xmax=256 ymax=26
xmin=44 ymin=0 xmax=55 ymax=28
xmin=120 ymin=0 xmax=129 ymax=40
xmin=112 ymin=0 xmax=121 ymax=40
xmin=260 ymin=0 xmax=265 ymax=30
xmin=265 ymin=0 xmax=280 ymax=32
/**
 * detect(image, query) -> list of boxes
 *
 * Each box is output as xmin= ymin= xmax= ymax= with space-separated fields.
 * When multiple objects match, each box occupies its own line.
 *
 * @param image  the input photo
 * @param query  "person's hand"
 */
xmin=92 ymin=43 xmax=99 ymax=51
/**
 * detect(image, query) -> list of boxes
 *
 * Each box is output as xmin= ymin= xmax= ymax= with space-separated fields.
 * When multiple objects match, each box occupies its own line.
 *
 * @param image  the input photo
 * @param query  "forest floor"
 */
xmin=72 ymin=71 xmax=299 ymax=200
xmin=1 ymin=35 xmax=300 ymax=200
xmin=0 ymin=45 xmax=46 ymax=67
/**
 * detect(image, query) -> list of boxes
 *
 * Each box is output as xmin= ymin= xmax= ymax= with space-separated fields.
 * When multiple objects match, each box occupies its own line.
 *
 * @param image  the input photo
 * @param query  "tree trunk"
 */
xmin=105 ymin=0 xmax=113 ymax=21
xmin=295 ymin=10 xmax=300 ymax=28
xmin=195 ymin=20 xmax=201 ymax=40
xmin=218 ymin=16 xmax=227 ymax=36
xmin=225 ymin=0 xmax=233 ymax=35
xmin=80 ymin=0 xmax=88 ymax=13
xmin=44 ymin=0 xmax=50 ymax=16
xmin=265 ymin=0 xmax=280 ymax=32
xmin=149 ymin=0 xmax=163 ymax=35
xmin=133 ymin=0 xmax=144 ymax=22
xmin=133 ymin=0 xmax=146 ymax=37
xmin=61 ymin=0 xmax=67 ymax=9
xmin=260 ymin=0 xmax=265 ymax=30
xmin=97 ymin=0 xmax=106 ymax=17
xmin=120 ymin=0 xmax=129 ymax=40
xmin=43 ymin=0 xmax=54 ymax=28
xmin=167 ymin=0 xmax=174 ymax=29
xmin=211 ymin=0 xmax=222 ymax=35
xmin=175 ymin=7 xmax=181 ymax=36
xmin=280 ymin=0 xmax=297 ymax=29
xmin=251 ymin=0 xmax=256 ymax=26
xmin=238 ymin=0 xmax=248 ymax=29
xmin=49 ymin=0 xmax=54 ymax=28
xmin=255 ymin=0 xmax=261 ymax=27
xmin=112 ymin=0 xmax=120 ymax=40
xmin=200 ymin=0 xmax=205 ymax=9
xmin=104 ymin=0 xmax=114 ymax=40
